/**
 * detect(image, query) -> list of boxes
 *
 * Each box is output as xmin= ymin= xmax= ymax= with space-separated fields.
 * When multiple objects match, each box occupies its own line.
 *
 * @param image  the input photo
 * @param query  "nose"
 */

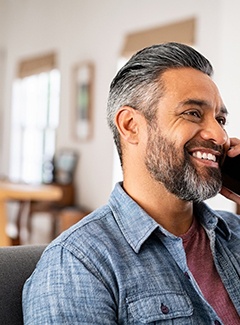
xmin=199 ymin=118 xmax=229 ymax=147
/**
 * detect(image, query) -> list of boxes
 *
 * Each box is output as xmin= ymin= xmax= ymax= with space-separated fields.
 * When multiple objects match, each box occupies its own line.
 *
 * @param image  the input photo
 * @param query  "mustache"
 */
xmin=185 ymin=140 xmax=225 ymax=155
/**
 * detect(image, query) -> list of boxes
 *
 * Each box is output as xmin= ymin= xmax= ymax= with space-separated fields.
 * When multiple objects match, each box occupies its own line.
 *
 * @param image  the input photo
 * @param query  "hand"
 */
xmin=226 ymin=137 xmax=240 ymax=158
xmin=220 ymin=137 xmax=240 ymax=204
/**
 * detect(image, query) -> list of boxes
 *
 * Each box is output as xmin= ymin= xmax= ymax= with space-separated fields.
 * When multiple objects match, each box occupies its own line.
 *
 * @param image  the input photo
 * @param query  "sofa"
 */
xmin=0 ymin=244 xmax=46 ymax=324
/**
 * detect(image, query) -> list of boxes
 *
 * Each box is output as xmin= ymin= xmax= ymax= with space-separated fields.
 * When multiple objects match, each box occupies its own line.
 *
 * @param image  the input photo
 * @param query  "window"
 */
xmin=10 ymin=54 xmax=60 ymax=184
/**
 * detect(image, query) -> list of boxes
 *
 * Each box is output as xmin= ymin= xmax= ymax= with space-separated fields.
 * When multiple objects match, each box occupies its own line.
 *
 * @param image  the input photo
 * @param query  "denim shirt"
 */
xmin=22 ymin=182 xmax=240 ymax=324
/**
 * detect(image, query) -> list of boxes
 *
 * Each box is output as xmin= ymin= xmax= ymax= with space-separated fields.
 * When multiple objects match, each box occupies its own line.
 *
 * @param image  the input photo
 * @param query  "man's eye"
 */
xmin=184 ymin=110 xmax=201 ymax=119
xmin=216 ymin=116 xmax=227 ymax=126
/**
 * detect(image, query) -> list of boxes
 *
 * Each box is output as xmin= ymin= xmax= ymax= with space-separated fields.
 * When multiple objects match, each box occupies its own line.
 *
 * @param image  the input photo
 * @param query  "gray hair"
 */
xmin=107 ymin=42 xmax=213 ymax=165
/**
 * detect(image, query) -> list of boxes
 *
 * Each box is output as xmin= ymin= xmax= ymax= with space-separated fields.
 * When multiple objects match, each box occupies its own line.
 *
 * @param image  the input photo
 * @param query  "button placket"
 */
xmin=184 ymin=271 xmax=190 ymax=279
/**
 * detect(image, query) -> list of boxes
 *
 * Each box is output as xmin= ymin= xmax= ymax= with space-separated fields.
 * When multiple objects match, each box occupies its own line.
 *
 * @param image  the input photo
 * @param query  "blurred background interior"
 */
xmin=0 ymin=0 xmax=239 ymax=246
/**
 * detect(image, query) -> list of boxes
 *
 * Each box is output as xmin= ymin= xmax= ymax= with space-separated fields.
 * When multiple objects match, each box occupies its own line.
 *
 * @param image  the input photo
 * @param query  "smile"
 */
xmin=192 ymin=151 xmax=217 ymax=162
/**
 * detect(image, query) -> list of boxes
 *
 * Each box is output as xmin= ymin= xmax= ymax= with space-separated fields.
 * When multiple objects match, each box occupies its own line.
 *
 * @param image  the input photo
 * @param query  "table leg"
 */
xmin=0 ymin=200 xmax=11 ymax=246
xmin=12 ymin=201 xmax=30 ymax=245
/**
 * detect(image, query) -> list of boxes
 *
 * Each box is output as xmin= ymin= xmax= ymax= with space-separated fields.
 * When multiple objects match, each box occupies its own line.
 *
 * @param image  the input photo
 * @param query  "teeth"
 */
xmin=208 ymin=153 xmax=216 ymax=161
xmin=192 ymin=151 xmax=216 ymax=162
xmin=196 ymin=151 xmax=202 ymax=159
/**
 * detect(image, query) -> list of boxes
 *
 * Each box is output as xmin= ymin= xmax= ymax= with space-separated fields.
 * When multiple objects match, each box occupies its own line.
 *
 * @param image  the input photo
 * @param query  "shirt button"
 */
xmin=160 ymin=303 xmax=169 ymax=314
xmin=214 ymin=320 xmax=221 ymax=325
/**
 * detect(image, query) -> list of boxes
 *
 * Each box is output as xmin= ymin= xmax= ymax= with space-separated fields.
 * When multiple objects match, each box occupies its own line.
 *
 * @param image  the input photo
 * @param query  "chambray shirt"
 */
xmin=22 ymin=182 xmax=240 ymax=324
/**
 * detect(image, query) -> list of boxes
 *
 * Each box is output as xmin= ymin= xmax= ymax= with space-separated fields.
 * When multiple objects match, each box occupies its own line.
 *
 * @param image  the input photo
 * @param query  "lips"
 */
xmin=186 ymin=140 xmax=224 ymax=166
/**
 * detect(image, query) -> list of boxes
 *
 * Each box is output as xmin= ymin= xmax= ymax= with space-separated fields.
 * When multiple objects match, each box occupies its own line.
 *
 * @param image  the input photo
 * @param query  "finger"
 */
xmin=227 ymin=138 xmax=240 ymax=157
xmin=229 ymin=137 xmax=240 ymax=146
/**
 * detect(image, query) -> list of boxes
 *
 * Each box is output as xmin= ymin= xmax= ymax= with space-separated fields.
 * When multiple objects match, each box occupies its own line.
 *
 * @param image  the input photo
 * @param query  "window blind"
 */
xmin=18 ymin=52 xmax=56 ymax=78
xmin=121 ymin=17 xmax=195 ymax=58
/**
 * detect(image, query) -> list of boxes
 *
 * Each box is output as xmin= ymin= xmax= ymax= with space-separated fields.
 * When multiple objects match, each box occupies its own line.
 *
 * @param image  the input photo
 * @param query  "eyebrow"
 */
xmin=180 ymin=98 xmax=229 ymax=115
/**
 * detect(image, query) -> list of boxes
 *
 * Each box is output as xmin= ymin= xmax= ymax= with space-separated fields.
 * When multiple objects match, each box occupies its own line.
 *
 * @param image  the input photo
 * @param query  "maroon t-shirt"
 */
xmin=181 ymin=217 xmax=239 ymax=324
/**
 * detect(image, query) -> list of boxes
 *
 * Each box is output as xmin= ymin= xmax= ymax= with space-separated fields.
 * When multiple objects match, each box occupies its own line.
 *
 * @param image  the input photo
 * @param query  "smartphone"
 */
xmin=221 ymin=154 xmax=240 ymax=195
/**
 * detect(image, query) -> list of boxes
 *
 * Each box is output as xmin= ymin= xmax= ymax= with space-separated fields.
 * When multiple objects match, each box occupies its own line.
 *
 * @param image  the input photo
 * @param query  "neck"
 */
xmin=123 ymin=175 xmax=194 ymax=236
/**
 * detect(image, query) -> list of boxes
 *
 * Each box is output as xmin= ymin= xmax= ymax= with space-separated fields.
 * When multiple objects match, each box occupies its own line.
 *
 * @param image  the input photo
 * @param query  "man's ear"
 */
xmin=115 ymin=106 xmax=141 ymax=144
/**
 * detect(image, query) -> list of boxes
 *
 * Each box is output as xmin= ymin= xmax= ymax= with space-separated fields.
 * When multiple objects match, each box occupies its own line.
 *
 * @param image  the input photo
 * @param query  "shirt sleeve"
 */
xmin=22 ymin=244 xmax=118 ymax=324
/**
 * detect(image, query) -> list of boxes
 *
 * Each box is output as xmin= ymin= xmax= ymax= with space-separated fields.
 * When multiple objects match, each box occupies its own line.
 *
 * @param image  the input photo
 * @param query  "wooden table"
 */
xmin=0 ymin=181 xmax=62 ymax=246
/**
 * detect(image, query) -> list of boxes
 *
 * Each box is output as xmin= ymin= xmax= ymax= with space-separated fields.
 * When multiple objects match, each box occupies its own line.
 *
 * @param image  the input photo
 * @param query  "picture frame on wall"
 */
xmin=73 ymin=61 xmax=94 ymax=141
xmin=54 ymin=149 xmax=78 ymax=184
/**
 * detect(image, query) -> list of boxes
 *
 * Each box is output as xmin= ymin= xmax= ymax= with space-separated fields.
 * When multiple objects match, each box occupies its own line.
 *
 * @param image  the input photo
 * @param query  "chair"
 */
xmin=28 ymin=182 xmax=75 ymax=240
xmin=0 ymin=244 xmax=46 ymax=325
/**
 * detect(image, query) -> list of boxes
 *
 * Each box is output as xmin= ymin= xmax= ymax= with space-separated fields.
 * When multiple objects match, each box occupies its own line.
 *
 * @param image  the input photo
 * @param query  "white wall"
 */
xmin=0 ymin=0 xmax=239 ymax=212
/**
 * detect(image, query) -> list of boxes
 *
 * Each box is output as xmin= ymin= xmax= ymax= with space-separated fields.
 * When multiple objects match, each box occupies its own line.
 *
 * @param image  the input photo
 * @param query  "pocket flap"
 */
xmin=127 ymin=291 xmax=193 ymax=323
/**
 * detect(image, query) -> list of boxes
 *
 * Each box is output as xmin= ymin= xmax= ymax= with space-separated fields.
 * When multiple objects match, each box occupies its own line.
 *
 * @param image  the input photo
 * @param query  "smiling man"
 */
xmin=23 ymin=43 xmax=240 ymax=324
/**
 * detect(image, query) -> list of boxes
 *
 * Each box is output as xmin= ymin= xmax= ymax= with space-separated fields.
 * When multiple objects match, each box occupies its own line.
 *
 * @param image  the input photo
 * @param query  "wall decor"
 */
xmin=73 ymin=61 xmax=94 ymax=141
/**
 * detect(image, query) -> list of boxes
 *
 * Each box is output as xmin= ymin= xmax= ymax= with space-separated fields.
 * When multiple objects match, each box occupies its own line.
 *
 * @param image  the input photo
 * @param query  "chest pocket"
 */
xmin=126 ymin=291 xmax=193 ymax=324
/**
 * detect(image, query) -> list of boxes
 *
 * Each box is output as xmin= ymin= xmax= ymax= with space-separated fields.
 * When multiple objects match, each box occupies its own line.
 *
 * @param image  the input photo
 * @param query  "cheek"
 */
xmin=171 ymin=115 xmax=206 ymax=140
xmin=224 ymin=133 xmax=230 ymax=151
xmin=162 ymin=125 xmax=198 ymax=147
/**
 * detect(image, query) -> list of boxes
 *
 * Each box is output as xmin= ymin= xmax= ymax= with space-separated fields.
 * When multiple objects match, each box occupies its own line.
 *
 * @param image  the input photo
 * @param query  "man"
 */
xmin=23 ymin=43 xmax=240 ymax=324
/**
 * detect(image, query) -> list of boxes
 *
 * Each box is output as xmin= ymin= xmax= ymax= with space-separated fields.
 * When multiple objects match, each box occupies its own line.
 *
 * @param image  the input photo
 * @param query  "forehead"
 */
xmin=160 ymin=67 xmax=225 ymax=110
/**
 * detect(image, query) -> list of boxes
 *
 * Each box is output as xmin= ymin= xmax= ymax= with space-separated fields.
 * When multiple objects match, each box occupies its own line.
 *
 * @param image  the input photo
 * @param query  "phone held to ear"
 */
xmin=221 ymin=154 xmax=240 ymax=195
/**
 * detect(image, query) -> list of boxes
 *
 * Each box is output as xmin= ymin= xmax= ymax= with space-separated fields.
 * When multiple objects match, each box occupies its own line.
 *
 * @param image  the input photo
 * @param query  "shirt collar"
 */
xmin=108 ymin=183 xmax=231 ymax=253
xmin=193 ymin=201 xmax=231 ymax=240
xmin=108 ymin=182 xmax=159 ymax=253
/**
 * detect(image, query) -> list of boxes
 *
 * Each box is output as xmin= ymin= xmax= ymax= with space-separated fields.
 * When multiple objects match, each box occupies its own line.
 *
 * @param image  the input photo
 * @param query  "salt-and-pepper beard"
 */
xmin=145 ymin=125 xmax=223 ymax=203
